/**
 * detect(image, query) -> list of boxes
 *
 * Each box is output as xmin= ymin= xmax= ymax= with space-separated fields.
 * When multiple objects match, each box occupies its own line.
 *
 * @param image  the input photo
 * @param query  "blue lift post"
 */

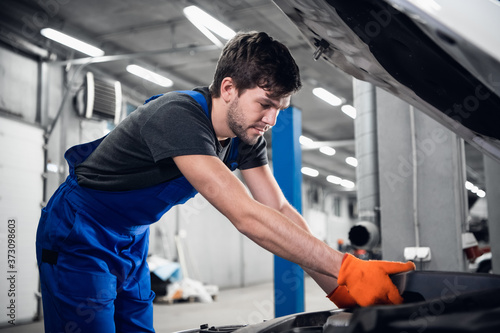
xmin=271 ymin=106 xmax=305 ymax=317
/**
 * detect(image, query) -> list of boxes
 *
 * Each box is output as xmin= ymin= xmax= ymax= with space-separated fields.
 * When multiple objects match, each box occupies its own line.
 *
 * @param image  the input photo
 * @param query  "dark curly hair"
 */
xmin=209 ymin=31 xmax=302 ymax=98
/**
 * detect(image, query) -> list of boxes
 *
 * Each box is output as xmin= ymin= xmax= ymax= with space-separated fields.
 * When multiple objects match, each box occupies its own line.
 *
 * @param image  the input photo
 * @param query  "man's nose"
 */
xmin=262 ymin=108 xmax=279 ymax=127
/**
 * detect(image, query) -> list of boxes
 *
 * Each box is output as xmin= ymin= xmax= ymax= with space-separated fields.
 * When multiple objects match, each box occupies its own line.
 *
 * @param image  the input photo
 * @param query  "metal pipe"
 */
xmin=409 ymin=105 xmax=420 ymax=248
xmin=49 ymin=44 xmax=220 ymax=66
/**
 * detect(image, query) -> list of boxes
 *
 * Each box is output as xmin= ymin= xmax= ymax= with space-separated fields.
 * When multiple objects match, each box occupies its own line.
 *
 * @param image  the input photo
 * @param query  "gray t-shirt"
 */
xmin=75 ymin=87 xmax=268 ymax=191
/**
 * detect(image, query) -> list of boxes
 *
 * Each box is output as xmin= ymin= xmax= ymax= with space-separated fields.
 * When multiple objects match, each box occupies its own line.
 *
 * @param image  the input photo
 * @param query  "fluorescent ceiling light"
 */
xmin=340 ymin=179 xmax=355 ymax=189
xmin=327 ymin=175 xmax=355 ymax=189
xmin=301 ymin=167 xmax=319 ymax=177
xmin=341 ymin=105 xmax=356 ymax=119
xmin=465 ymin=180 xmax=486 ymax=197
xmin=40 ymin=28 xmax=105 ymax=57
xmin=299 ymin=135 xmax=315 ymax=147
xmin=126 ymin=65 xmax=173 ymax=87
xmin=319 ymin=146 xmax=336 ymax=156
xmin=183 ymin=6 xmax=236 ymax=47
xmin=345 ymin=157 xmax=358 ymax=167
xmin=313 ymin=88 xmax=342 ymax=106
xmin=46 ymin=163 xmax=58 ymax=173
xmin=326 ymin=175 xmax=342 ymax=184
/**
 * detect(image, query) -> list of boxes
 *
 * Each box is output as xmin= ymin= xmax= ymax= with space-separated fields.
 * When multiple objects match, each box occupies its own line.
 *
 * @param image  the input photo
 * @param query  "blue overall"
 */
xmin=36 ymin=91 xmax=239 ymax=332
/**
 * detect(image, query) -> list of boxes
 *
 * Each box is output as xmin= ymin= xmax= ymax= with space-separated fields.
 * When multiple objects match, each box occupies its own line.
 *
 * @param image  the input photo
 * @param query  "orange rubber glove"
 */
xmin=327 ymin=285 xmax=358 ymax=308
xmin=337 ymin=253 xmax=416 ymax=307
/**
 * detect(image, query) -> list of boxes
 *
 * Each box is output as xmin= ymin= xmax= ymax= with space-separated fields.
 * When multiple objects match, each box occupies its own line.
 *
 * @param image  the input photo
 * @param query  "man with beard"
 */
xmin=36 ymin=31 xmax=415 ymax=332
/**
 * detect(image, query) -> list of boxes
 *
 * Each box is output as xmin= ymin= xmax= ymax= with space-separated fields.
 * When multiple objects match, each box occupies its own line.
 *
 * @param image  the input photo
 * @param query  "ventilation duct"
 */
xmin=349 ymin=221 xmax=380 ymax=250
xmin=349 ymin=79 xmax=380 ymax=251
xmin=74 ymin=72 xmax=122 ymax=124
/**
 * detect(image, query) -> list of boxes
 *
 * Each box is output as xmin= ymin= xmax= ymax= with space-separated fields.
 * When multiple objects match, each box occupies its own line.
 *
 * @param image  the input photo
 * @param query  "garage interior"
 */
xmin=1 ymin=0 xmax=499 ymax=332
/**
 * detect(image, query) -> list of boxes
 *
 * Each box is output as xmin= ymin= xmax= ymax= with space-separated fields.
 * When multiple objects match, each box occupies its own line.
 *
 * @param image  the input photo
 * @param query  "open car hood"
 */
xmin=274 ymin=0 xmax=500 ymax=163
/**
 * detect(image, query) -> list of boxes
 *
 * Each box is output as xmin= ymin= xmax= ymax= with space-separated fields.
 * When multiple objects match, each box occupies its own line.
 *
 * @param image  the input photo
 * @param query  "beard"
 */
xmin=227 ymin=97 xmax=260 ymax=145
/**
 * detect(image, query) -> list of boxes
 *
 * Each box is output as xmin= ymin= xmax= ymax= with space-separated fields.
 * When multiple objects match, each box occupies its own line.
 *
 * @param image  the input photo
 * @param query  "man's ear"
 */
xmin=220 ymin=77 xmax=236 ymax=103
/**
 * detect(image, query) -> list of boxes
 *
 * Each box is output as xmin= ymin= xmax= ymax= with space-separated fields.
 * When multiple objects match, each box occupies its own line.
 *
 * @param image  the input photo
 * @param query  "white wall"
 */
xmin=325 ymin=195 xmax=356 ymax=250
xmin=302 ymin=181 xmax=356 ymax=251
xmin=0 ymin=48 xmax=44 ymax=326
xmin=0 ymin=49 xmax=38 ymax=122
xmin=0 ymin=118 xmax=44 ymax=326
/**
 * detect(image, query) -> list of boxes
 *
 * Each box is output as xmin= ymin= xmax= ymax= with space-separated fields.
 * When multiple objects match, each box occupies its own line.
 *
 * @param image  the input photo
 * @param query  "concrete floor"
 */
xmin=1 ymin=277 xmax=334 ymax=333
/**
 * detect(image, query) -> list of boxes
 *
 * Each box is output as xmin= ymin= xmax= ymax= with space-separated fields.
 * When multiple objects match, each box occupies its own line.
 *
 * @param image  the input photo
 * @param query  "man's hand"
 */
xmin=337 ymin=253 xmax=416 ymax=306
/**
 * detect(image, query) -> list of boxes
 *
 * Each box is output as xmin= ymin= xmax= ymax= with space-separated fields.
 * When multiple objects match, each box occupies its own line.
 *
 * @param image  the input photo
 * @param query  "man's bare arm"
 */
xmin=173 ymin=154 xmax=343 ymax=278
xmin=241 ymin=164 xmax=340 ymax=294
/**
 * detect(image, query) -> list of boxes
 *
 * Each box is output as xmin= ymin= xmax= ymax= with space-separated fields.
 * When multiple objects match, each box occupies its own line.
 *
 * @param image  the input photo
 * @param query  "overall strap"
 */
xmin=144 ymin=91 xmax=209 ymax=118
xmin=226 ymin=137 xmax=240 ymax=171
xmin=144 ymin=90 xmax=240 ymax=170
xmin=175 ymin=90 xmax=209 ymax=118
xmin=143 ymin=94 xmax=164 ymax=104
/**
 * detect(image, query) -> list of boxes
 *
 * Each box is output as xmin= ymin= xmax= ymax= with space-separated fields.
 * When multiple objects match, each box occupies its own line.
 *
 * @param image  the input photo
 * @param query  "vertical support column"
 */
xmin=353 ymin=79 xmax=380 ymax=227
xmin=484 ymin=156 xmax=500 ymax=274
xmin=377 ymin=89 xmax=467 ymax=271
xmin=272 ymin=106 xmax=304 ymax=317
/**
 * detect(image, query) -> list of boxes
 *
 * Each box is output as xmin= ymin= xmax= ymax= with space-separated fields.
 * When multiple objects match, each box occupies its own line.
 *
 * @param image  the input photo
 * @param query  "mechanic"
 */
xmin=36 ymin=31 xmax=415 ymax=332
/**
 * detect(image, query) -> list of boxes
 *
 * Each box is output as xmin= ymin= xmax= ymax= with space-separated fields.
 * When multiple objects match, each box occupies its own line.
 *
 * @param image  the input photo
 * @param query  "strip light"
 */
xmin=341 ymin=105 xmax=357 ymax=119
xmin=465 ymin=181 xmax=486 ymax=198
xmin=313 ymin=87 xmax=342 ymax=106
xmin=40 ymin=28 xmax=105 ymax=57
xmin=183 ymin=6 xmax=236 ymax=47
xmin=319 ymin=146 xmax=336 ymax=156
xmin=126 ymin=65 xmax=173 ymax=87
xmin=345 ymin=157 xmax=358 ymax=167
xmin=326 ymin=175 xmax=342 ymax=184
xmin=299 ymin=135 xmax=315 ymax=147
xmin=327 ymin=175 xmax=356 ymax=189
xmin=340 ymin=179 xmax=355 ymax=189
xmin=301 ymin=167 xmax=319 ymax=177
